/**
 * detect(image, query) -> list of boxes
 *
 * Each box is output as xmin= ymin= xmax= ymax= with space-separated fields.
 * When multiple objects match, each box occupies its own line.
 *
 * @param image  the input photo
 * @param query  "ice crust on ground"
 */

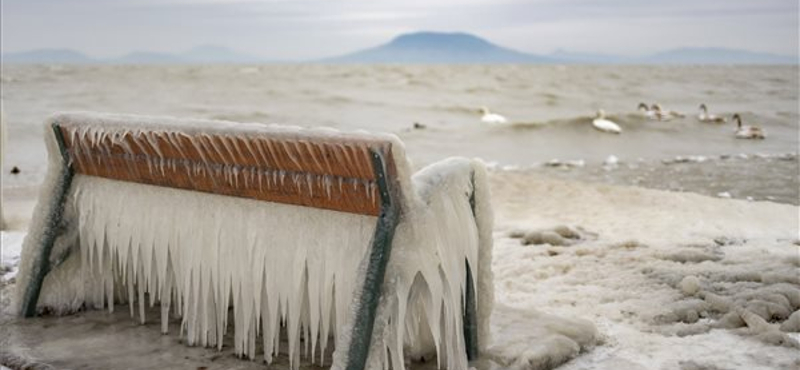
xmin=14 ymin=113 xmax=495 ymax=370
xmin=1 ymin=232 xmax=25 ymax=280
xmin=508 ymin=225 xmax=598 ymax=247
xmin=3 ymin=169 xmax=799 ymax=369
xmin=486 ymin=303 xmax=597 ymax=370
xmin=489 ymin=171 xmax=800 ymax=370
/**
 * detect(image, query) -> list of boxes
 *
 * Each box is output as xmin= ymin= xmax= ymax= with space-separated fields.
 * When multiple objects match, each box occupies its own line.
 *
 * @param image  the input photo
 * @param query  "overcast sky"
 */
xmin=2 ymin=0 xmax=798 ymax=60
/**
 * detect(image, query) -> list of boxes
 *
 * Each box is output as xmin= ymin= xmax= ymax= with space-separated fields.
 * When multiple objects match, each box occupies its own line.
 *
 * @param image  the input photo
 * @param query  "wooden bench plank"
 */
xmin=58 ymin=125 xmax=394 ymax=216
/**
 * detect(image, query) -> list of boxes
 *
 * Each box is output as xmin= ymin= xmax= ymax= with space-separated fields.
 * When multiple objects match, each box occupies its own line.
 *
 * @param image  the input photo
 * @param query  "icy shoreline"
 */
xmin=2 ymin=171 xmax=799 ymax=369
xmin=488 ymin=152 xmax=799 ymax=205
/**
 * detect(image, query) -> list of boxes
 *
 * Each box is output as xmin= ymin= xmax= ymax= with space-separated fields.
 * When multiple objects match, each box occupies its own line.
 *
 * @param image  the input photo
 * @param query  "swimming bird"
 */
xmin=479 ymin=107 xmax=508 ymax=124
xmin=732 ymin=113 xmax=765 ymax=139
xmin=592 ymin=110 xmax=622 ymax=134
xmin=652 ymin=104 xmax=685 ymax=120
xmin=697 ymin=104 xmax=726 ymax=123
xmin=638 ymin=103 xmax=658 ymax=120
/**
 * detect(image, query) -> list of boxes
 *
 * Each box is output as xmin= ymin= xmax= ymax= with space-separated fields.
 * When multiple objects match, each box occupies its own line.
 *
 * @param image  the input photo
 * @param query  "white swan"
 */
xmin=479 ymin=107 xmax=508 ymax=124
xmin=652 ymin=104 xmax=684 ymax=120
xmin=638 ymin=102 xmax=658 ymax=120
xmin=732 ymin=113 xmax=765 ymax=139
xmin=592 ymin=110 xmax=622 ymax=134
xmin=697 ymin=104 xmax=726 ymax=123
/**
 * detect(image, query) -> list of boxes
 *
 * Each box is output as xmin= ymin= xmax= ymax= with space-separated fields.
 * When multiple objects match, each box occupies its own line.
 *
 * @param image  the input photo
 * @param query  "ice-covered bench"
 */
xmin=16 ymin=112 xmax=494 ymax=370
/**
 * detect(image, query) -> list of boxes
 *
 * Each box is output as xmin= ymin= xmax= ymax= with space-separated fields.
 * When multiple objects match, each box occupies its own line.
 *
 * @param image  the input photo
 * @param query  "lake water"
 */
xmin=1 ymin=64 xmax=798 ymax=202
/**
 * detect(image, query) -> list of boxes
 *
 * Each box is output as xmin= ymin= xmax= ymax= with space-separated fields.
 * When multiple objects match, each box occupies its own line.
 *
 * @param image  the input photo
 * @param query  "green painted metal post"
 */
xmin=21 ymin=123 xmax=75 ymax=317
xmin=463 ymin=170 xmax=479 ymax=361
xmin=345 ymin=149 xmax=399 ymax=370
xmin=463 ymin=262 xmax=478 ymax=361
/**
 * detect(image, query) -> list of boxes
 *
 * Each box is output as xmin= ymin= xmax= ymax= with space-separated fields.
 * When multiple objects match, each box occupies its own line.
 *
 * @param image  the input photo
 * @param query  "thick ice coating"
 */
xmin=15 ymin=112 xmax=494 ymax=370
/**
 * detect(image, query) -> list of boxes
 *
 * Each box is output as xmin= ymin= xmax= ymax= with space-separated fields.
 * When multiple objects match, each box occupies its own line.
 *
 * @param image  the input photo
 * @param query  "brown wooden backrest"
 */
xmin=56 ymin=123 xmax=396 ymax=216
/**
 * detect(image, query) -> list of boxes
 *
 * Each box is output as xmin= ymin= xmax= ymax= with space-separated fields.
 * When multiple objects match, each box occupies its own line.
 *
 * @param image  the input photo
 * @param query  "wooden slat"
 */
xmin=58 ymin=125 xmax=395 ymax=216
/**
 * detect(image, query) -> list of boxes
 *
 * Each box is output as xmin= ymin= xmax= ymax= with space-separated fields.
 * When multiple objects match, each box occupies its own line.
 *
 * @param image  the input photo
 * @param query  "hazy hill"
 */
xmin=2 ymin=49 xmax=95 ymax=64
xmin=641 ymin=47 xmax=797 ymax=64
xmin=324 ymin=31 xmax=554 ymax=64
xmin=3 ymin=46 xmax=262 ymax=64
xmin=2 ymin=36 xmax=796 ymax=65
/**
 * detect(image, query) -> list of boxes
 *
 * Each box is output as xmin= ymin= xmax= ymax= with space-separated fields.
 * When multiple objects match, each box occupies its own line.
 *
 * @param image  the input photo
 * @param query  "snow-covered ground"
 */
xmin=1 ymin=231 xmax=24 ymax=280
xmin=488 ymin=170 xmax=799 ymax=370
xmin=2 ymin=170 xmax=799 ymax=369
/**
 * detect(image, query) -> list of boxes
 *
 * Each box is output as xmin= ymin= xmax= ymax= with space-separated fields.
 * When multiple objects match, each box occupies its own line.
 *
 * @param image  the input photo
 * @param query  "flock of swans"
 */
xmin=479 ymin=104 xmax=766 ymax=139
xmin=635 ymin=103 xmax=766 ymax=139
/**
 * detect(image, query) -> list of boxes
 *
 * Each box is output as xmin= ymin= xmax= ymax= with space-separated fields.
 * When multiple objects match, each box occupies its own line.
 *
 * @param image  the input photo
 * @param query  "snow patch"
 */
xmin=486 ymin=303 xmax=597 ymax=370
xmin=1 ymin=232 xmax=25 ymax=281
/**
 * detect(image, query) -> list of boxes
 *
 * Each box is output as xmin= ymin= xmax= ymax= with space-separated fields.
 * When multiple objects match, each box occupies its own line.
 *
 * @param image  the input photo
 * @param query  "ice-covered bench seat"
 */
xmin=16 ymin=112 xmax=494 ymax=370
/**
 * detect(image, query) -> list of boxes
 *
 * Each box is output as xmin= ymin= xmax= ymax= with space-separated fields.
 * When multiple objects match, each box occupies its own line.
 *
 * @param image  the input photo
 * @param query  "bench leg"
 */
xmin=21 ymin=123 xmax=74 ymax=317
xmin=463 ymin=260 xmax=479 ymax=361
xmin=463 ymin=169 xmax=480 ymax=360
xmin=344 ymin=149 xmax=399 ymax=370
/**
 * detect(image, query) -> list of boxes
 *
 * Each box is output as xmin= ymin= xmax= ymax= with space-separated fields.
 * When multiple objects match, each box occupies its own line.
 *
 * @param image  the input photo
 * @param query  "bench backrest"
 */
xmin=55 ymin=118 xmax=398 ymax=216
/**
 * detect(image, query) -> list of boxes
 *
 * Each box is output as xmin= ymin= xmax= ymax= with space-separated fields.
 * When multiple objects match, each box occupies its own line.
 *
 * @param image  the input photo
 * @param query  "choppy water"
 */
xmin=1 ymin=64 xmax=798 ymax=202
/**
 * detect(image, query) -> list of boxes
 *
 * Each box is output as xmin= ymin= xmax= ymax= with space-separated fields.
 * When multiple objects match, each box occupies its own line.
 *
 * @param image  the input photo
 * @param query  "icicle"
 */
xmin=144 ymin=131 xmax=164 ymax=159
xmin=68 ymin=176 xmax=378 ymax=367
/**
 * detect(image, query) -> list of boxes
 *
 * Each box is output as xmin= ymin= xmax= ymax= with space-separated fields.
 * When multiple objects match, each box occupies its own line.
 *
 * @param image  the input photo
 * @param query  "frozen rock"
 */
xmin=523 ymin=231 xmax=574 ymax=246
xmin=660 ymin=249 xmax=723 ymax=263
xmin=679 ymin=276 xmax=701 ymax=296
xmin=714 ymin=311 xmax=745 ymax=329
xmin=544 ymin=159 xmax=584 ymax=169
xmin=514 ymin=225 xmax=598 ymax=247
xmin=679 ymin=360 xmax=726 ymax=370
xmin=739 ymin=309 xmax=800 ymax=348
xmin=754 ymin=331 xmax=800 ymax=348
xmin=487 ymin=304 xmax=598 ymax=370
xmin=713 ymin=236 xmax=746 ymax=246
xmin=701 ymin=292 xmax=733 ymax=313
xmin=779 ymin=310 xmax=800 ymax=332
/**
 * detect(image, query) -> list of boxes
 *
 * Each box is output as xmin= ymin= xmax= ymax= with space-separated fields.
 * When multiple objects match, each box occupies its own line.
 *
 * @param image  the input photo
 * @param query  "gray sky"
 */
xmin=2 ymin=0 xmax=798 ymax=60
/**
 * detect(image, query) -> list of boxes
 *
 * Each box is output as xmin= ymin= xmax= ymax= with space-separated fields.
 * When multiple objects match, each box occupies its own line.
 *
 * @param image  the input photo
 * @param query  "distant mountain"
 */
xmin=323 ymin=31 xmax=554 ymax=64
xmin=3 ymin=45 xmax=264 ymax=64
xmin=641 ymin=47 xmax=797 ymax=65
xmin=3 ymin=38 xmax=796 ymax=65
xmin=2 ymin=49 xmax=96 ymax=64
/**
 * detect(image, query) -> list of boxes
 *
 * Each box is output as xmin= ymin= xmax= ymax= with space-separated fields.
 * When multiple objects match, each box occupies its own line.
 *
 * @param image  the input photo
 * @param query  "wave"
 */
xmin=488 ymin=110 xmax=795 ymax=132
xmin=432 ymin=105 xmax=482 ymax=115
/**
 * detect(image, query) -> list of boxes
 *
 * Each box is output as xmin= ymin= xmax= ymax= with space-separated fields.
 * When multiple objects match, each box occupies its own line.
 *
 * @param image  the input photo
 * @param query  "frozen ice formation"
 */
xmin=509 ymin=225 xmax=598 ymax=247
xmin=15 ymin=112 xmax=495 ymax=370
xmin=679 ymin=275 xmax=701 ymax=296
